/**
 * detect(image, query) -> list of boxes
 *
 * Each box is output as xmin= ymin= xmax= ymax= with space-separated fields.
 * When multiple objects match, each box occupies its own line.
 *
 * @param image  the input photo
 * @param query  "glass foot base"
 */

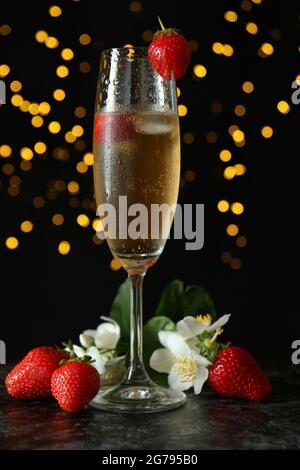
xmin=90 ymin=382 xmax=186 ymax=413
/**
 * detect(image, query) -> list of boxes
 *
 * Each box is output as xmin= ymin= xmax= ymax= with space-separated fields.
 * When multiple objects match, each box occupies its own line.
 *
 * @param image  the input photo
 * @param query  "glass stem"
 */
xmin=124 ymin=273 xmax=149 ymax=384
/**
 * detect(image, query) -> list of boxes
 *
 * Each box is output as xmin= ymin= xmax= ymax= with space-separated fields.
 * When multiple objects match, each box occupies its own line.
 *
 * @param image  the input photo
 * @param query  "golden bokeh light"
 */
xmin=0 ymin=64 xmax=10 ymax=78
xmin=0 ymin=24 xmax=12 ymax=36
xmin=261 ymin=125 xmax=273 ymax=138
xmin=53 ymin=89 xmax=66 ymax=101
xmin=58 ymin=241 xmax=71 ymax=255
xmin=49 ymin=5 xmax=62 ymax=17
xmin=56 ymin=65 xmax=69 ymax=78
xmin=79 ymin=61 xmax=91 ymax=73
xmin=72 ymin=125 xmax=84 ymax=137
xmin=234 ymin=163 xmax=246 ymax=175
xmin=240 ymin=1 xmax=251 ymax=11
xmin=224 ymin=11 xmax=238 ymax=22
xmin=65 ymin=131 xmax=76 ymax=143
xmin=185 ymin=170 xmax=196 ymax=182
xmin=33 ymin=196 xmax=45 ymax=208
xmin=20 ymin=220 xmax=34 ymax=233
xmin=11 ymin=94 xmax=23 ymax=106
xmin=178 ymin=105 xmax=188 ymax=117
xmin=92 ymin=218 xmax=103 ymax=232
xmin=54 ymin=180 xmax=66 ymax=191
xmin=67 ymin=181 xmax=80 ymax=194
xmin=232 ymin=129 xmax=245 ymax=143
xmin=5 ymin=236 xmax=19 ymax=250
xmin=231 ymin=202 xmax=244 ymax=215
xmin=76 ymin=161 xmax=88 ymax=173
xmin=77 ymin=214 xmax=90 ymax=227
xmin=28 ymin=103 xmax=39 ymax=115
xmin=3 ymin=163 xmax=14 ymax=175
xmin=242 ymin=81 xmax=254 ymax=93
xmin=52 ymin=213 xmax=64 ymax=225
xmin=20 ymin=100 xmax=30 ymax=112
xmin=10 ymin=175 xmax=21 ymax=187
xmin=83 ymin=152 xmax=94 ymax=166
xmin=61 ymin=48 xmax=74 ymax=61
xmin=20 ymin=147 xmax=33 ymax=161
xmin=34 ymin=142 xmax=47 ymax=154
xmin=35 ymin=30 xmax=48 ymax=43
xmin=39 ymin=102 xmax=51 ymax=115
xmin=246 ymin=22 xmax=258 ymax=34
xmin=224 ymin=166 xmax=236 ymax=180
xmin=193 ymin=64 xmax=207 ymax=78
xmin=45 ymin=36 xmax=59 ymax=49
xmin=223 ymin=44 xmax=234 ymax=57
xmin=79 ymin=33 xmax=91 ymax=45
xmin=20 ymin=160 xmax=32 ymax=171
xmin=258 ymin=42 xmax=274 ymax=57
xmin=0 ymin=145 xmax=12 ymax=158
xmin=219 ymin=149 xmax=232 ymax=162
xmin=212 ymin=42 xmax=224 ymax=54
xmin=8 ymin=186 xmax=20 ymax=197
xmin=217 ymin=200 xmax=230 ymax=213
xmin=10 ymin=80 xmax=22 ymax=92
xmin=277 ymin=100 xmax=290 ymax=114
xmin=230 ymin=258 xmax=242 ymax=270
xmin=31 ymin=116 xmax=44 ymax=127
xmin=228 ymin=124 xmax=239 ymax=135
xmin=110 ymin=259 xmax=122 ymax=271
xmin=74 ymin=106 xmax=86 ymax=118
xmin=206 ymin=131 xmax=218 ymax=143
xmin=226 ymin=224 xmax=239 ymax=236
xmin=234 ymin=104 xmax=246 ymax=116
xmin=48 ymin=121 xmax=61 ymax=134
xmin=262 ymin=43 xmax=274 ymax=55
xmin=129 ymin=1 xmax=142 ymax=12
xmin=236 ymin=235 xmax=248 ymax=247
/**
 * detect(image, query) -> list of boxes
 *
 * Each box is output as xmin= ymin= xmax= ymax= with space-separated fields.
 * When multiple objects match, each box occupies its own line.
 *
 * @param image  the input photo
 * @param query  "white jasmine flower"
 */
xmin=79 ymin=317 xmax=120 ymax=350
xmin=177 ymin=313 xmax=230 ymax=339
xmin=95 ymin=316 xmax=120 ymax=349
xmin=150 ymin=330 xmax=211 ymax=395
xmin=86 ymin=345 xmax=107 ymax=375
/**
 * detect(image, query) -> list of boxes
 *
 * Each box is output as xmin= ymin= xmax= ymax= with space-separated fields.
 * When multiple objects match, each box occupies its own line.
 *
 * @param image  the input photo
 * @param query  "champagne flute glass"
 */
xmin=91 ymin=47 xmax=185 ymax=412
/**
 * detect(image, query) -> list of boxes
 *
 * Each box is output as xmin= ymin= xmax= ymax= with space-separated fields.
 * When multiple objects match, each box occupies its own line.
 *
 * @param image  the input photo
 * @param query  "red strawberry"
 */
xmin=51 ymin=361 xmax=100 ymax=413
xmin=209 ymin=346 xmax=272 ymax=401
xmin=148 ymin=17 xmax=191 ymax=80
xmin=94 ymin=112 xmax=135 ymax=144
xmin=5 ymin=347 xmax=69 ymax=399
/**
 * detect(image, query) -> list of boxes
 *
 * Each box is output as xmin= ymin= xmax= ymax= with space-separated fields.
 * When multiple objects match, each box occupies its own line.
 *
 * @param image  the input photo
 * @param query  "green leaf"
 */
xmin=182 ymin=285 xmax=217 ymax=319
xmin=109 ymin=278 xmax=130 ymax=347
xmin=154 ymin=279 xmax=184 ymax=322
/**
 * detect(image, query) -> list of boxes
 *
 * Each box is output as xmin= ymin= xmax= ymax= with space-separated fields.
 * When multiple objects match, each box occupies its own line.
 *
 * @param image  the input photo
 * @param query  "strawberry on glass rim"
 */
xmin=148 ymin=17 xmax=191 ymax=80
xmin=94 ymin=112 xmax=136 ymax=144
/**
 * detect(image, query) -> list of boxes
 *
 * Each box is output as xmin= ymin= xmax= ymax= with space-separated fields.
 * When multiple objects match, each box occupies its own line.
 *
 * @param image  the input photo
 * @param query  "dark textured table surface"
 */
xmin=0 ymin=364 xmax=300 ymax=450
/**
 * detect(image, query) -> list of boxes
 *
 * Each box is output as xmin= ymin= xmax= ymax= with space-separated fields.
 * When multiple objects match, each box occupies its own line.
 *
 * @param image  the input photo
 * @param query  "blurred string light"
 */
xmin=0 ymin=0 xmax=285 ymax=272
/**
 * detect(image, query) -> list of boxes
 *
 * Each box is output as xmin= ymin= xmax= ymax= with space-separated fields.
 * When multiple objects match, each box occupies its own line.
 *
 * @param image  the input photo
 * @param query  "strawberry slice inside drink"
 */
xmin=94 ymin=112 xmax=136 ymax=144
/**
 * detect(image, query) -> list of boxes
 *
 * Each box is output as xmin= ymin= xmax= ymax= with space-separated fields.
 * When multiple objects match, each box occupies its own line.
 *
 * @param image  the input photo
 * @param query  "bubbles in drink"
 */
xmin=93 ymin=111 xmax=180 ymax=270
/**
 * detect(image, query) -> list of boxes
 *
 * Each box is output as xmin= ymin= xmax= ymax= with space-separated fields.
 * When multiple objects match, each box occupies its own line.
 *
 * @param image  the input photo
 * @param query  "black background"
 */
xmin=0 ymin=0 xmax=299 ymax=362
